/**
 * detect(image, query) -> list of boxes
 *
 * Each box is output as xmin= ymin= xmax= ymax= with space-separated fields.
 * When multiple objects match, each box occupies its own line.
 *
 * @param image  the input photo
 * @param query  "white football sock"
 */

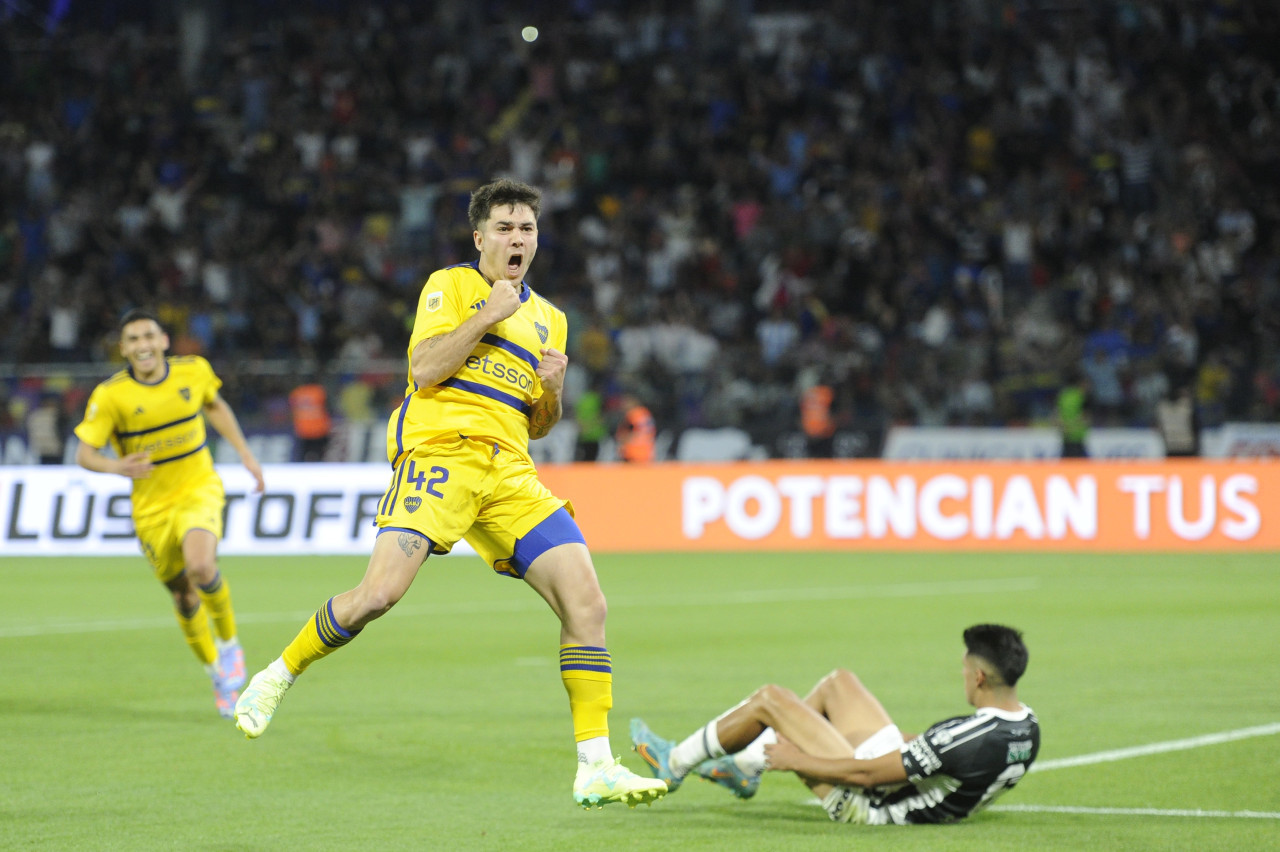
xmin=267 ymin=657 xmax=296 ymax=683
xmin=577 ymin=735 xmax=612 ymax=767
xmin=669 ymin=718 xmax=727 ymax=778
xmin=732 ymin=727 xmax=777 ymax=775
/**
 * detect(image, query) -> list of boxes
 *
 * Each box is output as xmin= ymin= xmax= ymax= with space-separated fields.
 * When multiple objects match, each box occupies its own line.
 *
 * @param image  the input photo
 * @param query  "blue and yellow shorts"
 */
xmin=377 ymin=435 xmax=584 ymax=577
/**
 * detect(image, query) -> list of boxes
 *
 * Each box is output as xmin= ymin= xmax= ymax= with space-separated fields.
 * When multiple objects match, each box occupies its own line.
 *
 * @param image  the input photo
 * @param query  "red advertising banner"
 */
xmin=540 ymin=460 xmax=1280 ymax=552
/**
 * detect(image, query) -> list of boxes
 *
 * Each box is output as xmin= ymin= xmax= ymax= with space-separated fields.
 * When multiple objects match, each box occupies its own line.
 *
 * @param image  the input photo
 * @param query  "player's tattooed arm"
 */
xmin=529 ymin=390 xmax=562 ymax=440
xmin=397 ymin=532 xmax=423 ymax=559
xmin=529 ymin=346 xmax=567 ymax=439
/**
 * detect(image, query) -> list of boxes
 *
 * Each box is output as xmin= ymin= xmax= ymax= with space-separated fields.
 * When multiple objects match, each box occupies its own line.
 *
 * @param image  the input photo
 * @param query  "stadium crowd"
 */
xmin=1 ymin=0 xmax=1278 ymax=458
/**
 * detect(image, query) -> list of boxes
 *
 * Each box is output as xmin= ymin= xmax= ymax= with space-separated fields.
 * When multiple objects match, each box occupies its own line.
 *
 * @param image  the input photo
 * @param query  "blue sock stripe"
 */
xmin=560 ymin=644 xmax=611 ymax=673
xmin=561 ymin=664 xmax=613 ymax=674
xmin=559 ymin=651 xmax=612 ymax=663
xmin=560 ymin=655 xmax=612 ymax=666
xmin=324 ymin=598 xmax=352 ymax=638
xmin=313 ymin=611 xmax=340 ymax=647
xmin=197 ymin=572 xmax=223 ymax=594
xmin=315 ymin=598 xmax=357 ymax=647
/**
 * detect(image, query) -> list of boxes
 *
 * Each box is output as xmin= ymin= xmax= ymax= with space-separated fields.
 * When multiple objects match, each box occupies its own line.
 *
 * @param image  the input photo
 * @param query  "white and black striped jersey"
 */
xmin=871 ymin=704 xmax=1039 ymax=825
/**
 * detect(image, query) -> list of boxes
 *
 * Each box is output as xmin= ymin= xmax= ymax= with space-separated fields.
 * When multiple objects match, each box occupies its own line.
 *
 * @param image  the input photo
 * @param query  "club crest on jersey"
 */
xmin=425 ymin=291 xmax=443 ymax=312
xmin=403 ymin=495 xmax=422 ymax=513
xmin=179 ymin=387 xmax=190 ymax=401
xmin=535 ymin=322 xmax=549 ymax=343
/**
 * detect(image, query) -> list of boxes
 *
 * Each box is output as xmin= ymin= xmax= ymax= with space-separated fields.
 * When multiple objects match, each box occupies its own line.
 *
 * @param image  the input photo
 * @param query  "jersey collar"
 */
xmin=127 ymin=360 xmax=170 ymax=386
xmin=976 ymin=703 xmax=1034 ymax=721
xmin=467 ymin=260 xmax=531 ymax=303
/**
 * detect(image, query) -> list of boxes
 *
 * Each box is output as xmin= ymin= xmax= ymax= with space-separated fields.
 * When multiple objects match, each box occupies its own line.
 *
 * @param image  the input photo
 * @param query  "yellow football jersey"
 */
xmin=386 ymin=262 xmax=568 ymax=465
xmin=74 ymin=355 xmax=223 ymax=524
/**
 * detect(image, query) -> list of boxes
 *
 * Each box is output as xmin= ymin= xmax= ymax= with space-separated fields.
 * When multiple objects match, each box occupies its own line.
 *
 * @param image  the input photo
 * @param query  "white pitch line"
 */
xmin=1031 ymin=722 xmax=1280 ymax=772
xmin=990 ymin=804 xmax=1280 ymax=820
xmin=0 ymin=576 xmax=1037 ymax=639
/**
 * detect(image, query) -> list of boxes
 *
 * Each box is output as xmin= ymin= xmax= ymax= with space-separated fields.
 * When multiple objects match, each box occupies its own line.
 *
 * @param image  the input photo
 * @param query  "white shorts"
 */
xmin=821 ymin=724 xmax=906 ymax=824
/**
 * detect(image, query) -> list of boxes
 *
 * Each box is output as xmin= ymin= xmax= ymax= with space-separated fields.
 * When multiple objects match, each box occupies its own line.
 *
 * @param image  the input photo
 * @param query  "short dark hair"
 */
xmin=468 ymin=178 xmax=541 ymax=232
xmin=963 ymin=624 xmax=1029 ymax=687
xmin=118 ymin=308 xmax=165 ymax=336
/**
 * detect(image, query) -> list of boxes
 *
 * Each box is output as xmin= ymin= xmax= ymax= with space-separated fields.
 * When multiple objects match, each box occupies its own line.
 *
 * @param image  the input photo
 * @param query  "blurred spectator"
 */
xmin=757 ymin=305 xmax=799 ymax=367
xmin=1195 ymin=349 xmax=1233 ymax=429
xmin=1056 ymin=367 xmax=1090 ymax=459
xmin=289 ymin=378 xmax=332 ymax=462
xmin=615 ymin=394 xmax=655 ymax=463
xmin=1080 ymin=347 xmax=1126 ymax=427
xmin=800 ymin=377 xmax=836 ymax=458
xmin=574 ymin=389 xmax=607 ymax=462
xmin=1155 ymin=384 xmax=1199 ymax=457
xmin=25 ymin=393 xmax=65 ymax=463
xmin=338 ymin=376 xmax=378 ymax=423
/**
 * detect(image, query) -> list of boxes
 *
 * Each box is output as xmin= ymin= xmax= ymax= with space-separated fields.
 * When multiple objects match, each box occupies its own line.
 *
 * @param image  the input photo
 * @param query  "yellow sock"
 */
xmin=175 ymin=601 xmax=216 ymax=665
xmin=197 ymin=571 xmax=236 ymax=642
xmin=560 ymin=645 xmax=612 ymax=742
xmin=281 ymin=598 xmax=360 ymax=676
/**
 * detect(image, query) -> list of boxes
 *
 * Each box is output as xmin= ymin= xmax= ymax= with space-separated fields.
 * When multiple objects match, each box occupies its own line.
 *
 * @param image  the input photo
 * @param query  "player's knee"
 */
xmin=562 ymin=587 xmax=606 ymax=637
xmin=825 ymin=668 xmax=861 ymax=690
xmin=820 ymin=668 xmax=867 ymax=700
xmin=364 ymin=595 xmax=399 ymax=620
xmin=352 ymin=585 xmax=403 ymax=620
xmin=753 ymin=683 xmax=799 ymax=720
xmin=583 ymin=587 xmax=607 ymax=624
xmin=185 ymin=558 xmax=217 ymax=585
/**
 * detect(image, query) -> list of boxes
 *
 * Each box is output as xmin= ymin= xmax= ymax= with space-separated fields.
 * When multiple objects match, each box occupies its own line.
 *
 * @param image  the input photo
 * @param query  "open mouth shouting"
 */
xmin=507 ymin=252 xmax=524 ymax=279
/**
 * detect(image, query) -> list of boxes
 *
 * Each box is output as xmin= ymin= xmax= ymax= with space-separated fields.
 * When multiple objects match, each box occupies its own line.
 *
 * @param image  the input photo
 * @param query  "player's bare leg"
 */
xmin=803 ymin=669 xmax=895 ymax=750
xmin=713 ymin=684 xmax=857 ymax=798
xmin=522 ymin=543 xmax=606 ymax=647
xmin=524 ymin=544 xmax=666 ymax=808
xmin=330 ymin=530 xmax=430 ymax=629
xmin=236 ymin=531 xmax=428 ymax=738
xmin=637 ymin=682 xmax=858 ymax=800
xmin=692 ymin=669 xmax=894 ymax=798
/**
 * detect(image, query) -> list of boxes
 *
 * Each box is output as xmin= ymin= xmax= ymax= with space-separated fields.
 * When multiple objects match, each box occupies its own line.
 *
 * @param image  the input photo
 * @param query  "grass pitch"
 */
xmin=1 ymin=551 xmax=1277 ymax=851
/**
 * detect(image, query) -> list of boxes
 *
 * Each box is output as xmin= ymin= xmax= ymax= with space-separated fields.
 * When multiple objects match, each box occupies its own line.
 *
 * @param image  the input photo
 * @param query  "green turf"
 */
xmin=1 ymin=552 xmax=1277 ymax=850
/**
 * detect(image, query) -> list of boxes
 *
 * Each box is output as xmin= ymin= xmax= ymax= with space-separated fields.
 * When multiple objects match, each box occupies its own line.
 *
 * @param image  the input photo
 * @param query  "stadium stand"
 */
xmin=1 ymin=1 xmax=1277 ymax=460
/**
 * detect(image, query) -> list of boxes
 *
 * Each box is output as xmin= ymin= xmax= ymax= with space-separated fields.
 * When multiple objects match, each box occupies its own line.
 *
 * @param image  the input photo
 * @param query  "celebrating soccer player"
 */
xmin=74 ymin=309 xmax=265 ymax=718
xmin=235 ymin=179 xmax=667 ymax=809
xmin=632 ymin=624 xmax=1039 ymax=824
